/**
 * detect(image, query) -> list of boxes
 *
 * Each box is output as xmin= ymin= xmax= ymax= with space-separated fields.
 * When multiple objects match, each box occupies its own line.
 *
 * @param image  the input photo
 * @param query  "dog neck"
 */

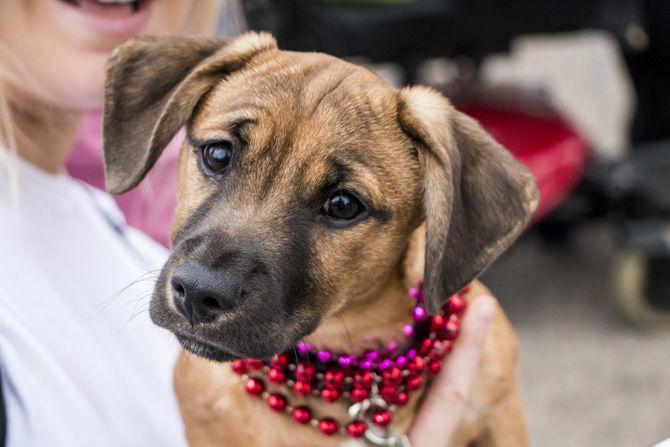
xmin=304 ymin=269 xmax=414 ymax=356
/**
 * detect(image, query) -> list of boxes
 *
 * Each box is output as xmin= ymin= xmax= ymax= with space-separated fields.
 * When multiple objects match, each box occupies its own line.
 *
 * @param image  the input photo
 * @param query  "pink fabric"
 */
xmin=67 ymin=110 xmax=180 ymax=246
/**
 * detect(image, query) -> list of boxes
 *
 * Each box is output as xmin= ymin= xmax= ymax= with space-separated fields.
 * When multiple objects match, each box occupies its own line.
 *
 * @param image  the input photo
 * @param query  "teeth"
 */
xmin=64 ymin=0 xmax=142 ymax=12
xmin=90 ymin=0 xmax=141 ymax=10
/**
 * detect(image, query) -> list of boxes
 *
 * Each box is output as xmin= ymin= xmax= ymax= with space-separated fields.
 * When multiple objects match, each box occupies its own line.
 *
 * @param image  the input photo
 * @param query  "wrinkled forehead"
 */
xmin=198 ymin=50 xmax=393 ymax=116
xmin=188 ymin=50 xmax=411 ymax=202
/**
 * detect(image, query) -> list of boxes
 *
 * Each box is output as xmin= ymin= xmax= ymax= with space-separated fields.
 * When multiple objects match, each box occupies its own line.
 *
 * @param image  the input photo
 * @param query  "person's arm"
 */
xmin=407 ymin=295 xmax=496 ymax=446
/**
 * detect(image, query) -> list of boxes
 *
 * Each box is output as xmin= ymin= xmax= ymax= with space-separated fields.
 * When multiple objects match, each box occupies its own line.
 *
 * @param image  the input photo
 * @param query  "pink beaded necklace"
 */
xmin=231 ymin=282 xmax=469 ymax=444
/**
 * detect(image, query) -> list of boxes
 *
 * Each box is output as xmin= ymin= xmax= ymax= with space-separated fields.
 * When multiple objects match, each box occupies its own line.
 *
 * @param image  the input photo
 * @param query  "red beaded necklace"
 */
xmin=231 ymin=282 xmax=468 ymax=444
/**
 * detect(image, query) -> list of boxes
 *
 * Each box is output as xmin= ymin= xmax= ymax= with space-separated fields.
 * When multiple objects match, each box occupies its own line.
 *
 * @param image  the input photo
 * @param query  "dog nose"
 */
xmin=171 ymin=262 xmax=242 ymax=324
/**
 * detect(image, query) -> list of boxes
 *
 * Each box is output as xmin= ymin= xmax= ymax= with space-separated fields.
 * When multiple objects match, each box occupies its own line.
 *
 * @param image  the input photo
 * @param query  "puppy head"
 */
xmin=104 ymin=32 xmax=537 ymax=361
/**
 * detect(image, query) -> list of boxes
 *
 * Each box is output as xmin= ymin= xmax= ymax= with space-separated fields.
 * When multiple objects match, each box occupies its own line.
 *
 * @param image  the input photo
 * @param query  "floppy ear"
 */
xmin=103 ymin=32 xmax=277 ymax=194
xmin=398 ymin=86 xmax=539 ymax=313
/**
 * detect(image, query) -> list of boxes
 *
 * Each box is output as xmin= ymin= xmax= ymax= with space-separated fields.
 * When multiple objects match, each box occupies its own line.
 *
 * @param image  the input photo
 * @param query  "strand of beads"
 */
xmin=231 ymin=283 xmax=469 ymax=440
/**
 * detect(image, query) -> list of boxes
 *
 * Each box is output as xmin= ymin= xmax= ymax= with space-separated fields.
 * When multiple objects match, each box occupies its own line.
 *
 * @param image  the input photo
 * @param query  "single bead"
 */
xmin=405 ymin=374 xmax=424 ymax=391
xmin=321 ymin=388 xmax=340 ymax=403
xmin=231 ymin=360 xmax=247 ymax=375
xmin=394 ymin=392 xmax=409 ymax=406
xmin=338 ymin=355 xmax=354 ymax=368
xmin=379 ymin=359 xmax=393 ymax=371
xmin=346 ymin=420 xmax=367 ymax=438
xmin=395 ymin=356 xmax=408 ymax=368
xmin=380 ymin=385 xmax=397 ymax=402
xmin=442 ymin=315 xmax=461 ymax=340
xmin=386 ymin=341 xmax=398 ymax=353
xmin=296 ymin=341 xmax=311 ymax=356
xmin=408 ymin=287 xmax=420 ymax=299
xmin=427 ymin=359 xmax=441 ymax=376
xmin=350 ymin=387 xmax=370 ymax=402
xmin=372 ymin=410 xmax=392 ymax=427
xmin=403 ymin=324 xmax=414 ymax=338
xmin=293 ymin=380 xmax=312 ymax=396
xmin=244 ymin=377 xmax=264 ymax=396
xmin=430 ymin=315 xmax=446 ymax=333
xmin=317 ymin=350 xmax=333 ymax=363
xmin=268 ymin=368 xmax=286 ymax=385
xmin=406 ymin=349 xmax=417 ymax=360
xmin=412 ymin=306 xmax=428 ymax=322
xmin=446 ymin=294 xmax=467 ymax=314
xmin=365 ymin=350 xmax=380 ymax=361
xmin=359 ymin=359 xmax=374 ymax=370
xmin=267 ymin=393 xmax=287 ymax=411
xmin=318 ymin=418 xmax=339 ymax=436
xmin=292 ymin=406 xmax=312 ymax=424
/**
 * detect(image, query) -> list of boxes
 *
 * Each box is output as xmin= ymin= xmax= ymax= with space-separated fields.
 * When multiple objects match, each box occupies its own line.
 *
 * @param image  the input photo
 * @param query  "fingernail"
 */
xmin=476 ymin=296 xmax=496 ymax=322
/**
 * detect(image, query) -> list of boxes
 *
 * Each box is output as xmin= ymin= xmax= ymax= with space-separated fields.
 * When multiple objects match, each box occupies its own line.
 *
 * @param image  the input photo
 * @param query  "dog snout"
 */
xmin=171 ymin=261 xmax=243 ymax=325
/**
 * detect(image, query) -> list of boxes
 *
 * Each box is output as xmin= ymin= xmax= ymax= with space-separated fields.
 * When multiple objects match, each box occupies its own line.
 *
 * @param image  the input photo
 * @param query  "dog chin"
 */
xmin=175 ymin=334 xmax=240 ymax=362
xmin=175 ymin=333 xmax=290 ymax=362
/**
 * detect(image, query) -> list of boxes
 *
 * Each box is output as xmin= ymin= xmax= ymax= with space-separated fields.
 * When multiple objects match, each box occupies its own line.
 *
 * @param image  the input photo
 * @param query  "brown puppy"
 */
xmin=103 ymin=32 xmax=538 ymax=446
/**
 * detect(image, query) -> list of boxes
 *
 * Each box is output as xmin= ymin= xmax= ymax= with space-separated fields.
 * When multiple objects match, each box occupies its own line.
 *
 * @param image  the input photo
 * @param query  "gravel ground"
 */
xmin=482 ymin=223 xmax=670 ymax=447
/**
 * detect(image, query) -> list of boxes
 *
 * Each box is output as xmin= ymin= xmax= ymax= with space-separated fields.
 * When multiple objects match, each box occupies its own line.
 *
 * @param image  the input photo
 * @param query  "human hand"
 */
xmin=407 ymin=295 xmax=496 ymax=446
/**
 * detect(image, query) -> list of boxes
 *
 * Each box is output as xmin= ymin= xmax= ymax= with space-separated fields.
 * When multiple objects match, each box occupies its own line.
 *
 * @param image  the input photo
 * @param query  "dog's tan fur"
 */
xmin=174 ymin=259 xmax=527 ymax=447
xmin=103 ymin=32 xmax=537 ymax=446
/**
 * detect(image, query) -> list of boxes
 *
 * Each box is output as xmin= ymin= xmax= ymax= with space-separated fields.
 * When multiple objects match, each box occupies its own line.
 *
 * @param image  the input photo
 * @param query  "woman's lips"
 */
xmin=63 ymin=0 xmax=140 ymax=17
xmin=55 ymin=0 xmax=152 ymax=37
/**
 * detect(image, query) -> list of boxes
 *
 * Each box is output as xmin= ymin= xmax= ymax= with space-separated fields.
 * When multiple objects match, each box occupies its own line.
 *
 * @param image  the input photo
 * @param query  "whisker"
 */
xmin=93 ymin=269 xmax=161 ymax=309
xmin=338 ymin=315 xmax=356 ymax=351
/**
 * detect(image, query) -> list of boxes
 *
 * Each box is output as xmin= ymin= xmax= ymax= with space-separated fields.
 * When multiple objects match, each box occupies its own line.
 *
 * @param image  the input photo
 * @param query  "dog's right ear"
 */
xmin=398 ymin=86 xmax=538 ymax=313
xmin=103 ymin=32 xmax=277 ymax=194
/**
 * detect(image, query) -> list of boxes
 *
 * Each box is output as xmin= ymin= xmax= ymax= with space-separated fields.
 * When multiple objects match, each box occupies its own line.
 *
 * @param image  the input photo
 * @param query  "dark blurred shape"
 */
xmin=625 ymin=0 xmax=670 ymax=142
xmin=601 ymin=140 xmax=670 ymax=222
xmin=243 ymin=0 xmax=669 ymax=142
xmin=579 ymin=137 xmax=670 ymax=320
xmin=242 ymin=0 xmax=640 ymax=79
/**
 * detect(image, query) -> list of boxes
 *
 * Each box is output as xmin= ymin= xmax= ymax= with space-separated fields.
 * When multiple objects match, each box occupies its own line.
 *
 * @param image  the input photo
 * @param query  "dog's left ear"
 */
xmin=103 ymin=32 xmax=277 ymax=194
xmin=398 ymin=86 xmax=539 ymax=313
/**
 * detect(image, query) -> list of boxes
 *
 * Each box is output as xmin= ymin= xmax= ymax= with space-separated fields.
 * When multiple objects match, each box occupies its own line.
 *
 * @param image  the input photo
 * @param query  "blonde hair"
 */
xmin=183 ymin=0 xmax=225 ymax=35
xmin=0 ymin=0 xmax=225 ymax=192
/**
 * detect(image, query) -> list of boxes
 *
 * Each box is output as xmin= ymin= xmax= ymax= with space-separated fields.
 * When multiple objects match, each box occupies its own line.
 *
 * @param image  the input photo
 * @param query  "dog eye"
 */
xmin=202 ymin=142 xmax=232 ymax=173
xmin=322 ymin=191 xmax=364 ymax=221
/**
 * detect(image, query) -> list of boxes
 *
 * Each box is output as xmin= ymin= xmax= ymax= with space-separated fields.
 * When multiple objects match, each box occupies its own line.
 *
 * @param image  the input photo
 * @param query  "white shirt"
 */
xmin=0 ymin=155 xmax=186 ymax=447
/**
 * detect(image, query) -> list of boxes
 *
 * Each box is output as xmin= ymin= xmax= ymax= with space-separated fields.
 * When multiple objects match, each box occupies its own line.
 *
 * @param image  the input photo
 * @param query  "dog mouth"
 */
xmin=175 ymin=334 xmax=241 ymax=362
xmin=153 ymin=236 xmax=319 ymax=362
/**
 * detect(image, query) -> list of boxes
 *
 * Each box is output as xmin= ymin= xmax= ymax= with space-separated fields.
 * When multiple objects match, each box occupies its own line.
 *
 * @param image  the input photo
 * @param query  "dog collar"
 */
xmin=231 ymin=282 xmax=469 ymax=443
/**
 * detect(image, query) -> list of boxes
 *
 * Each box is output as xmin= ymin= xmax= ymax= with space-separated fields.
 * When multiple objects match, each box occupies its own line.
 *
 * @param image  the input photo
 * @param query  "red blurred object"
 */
xmin=461 ymin=106 xmax=589 ymax=222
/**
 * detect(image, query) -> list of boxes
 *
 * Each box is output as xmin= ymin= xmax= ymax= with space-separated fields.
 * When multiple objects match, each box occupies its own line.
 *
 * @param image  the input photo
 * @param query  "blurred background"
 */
xmin=70 ymin=1 xmax=670 ymax=446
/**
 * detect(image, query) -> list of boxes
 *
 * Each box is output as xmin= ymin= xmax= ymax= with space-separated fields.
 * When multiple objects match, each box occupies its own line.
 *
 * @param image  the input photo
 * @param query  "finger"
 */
xmin=408 ymin=295 xmax=496 ymax=447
